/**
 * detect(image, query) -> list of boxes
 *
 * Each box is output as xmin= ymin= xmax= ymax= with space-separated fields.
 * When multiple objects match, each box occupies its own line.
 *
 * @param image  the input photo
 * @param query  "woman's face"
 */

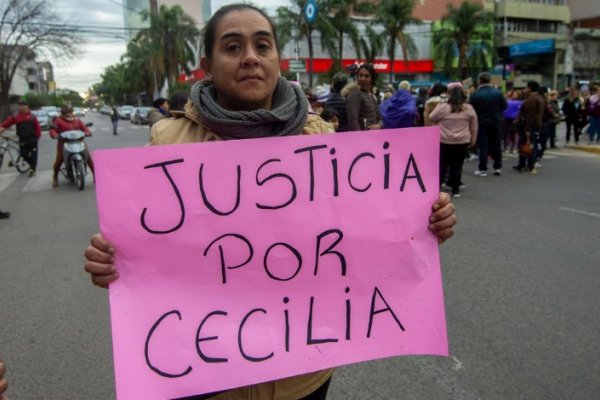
xmin=357 ymin=67 xmax=373 ymax=92
xmin=201 ymin=9 xmax=280 ymax=111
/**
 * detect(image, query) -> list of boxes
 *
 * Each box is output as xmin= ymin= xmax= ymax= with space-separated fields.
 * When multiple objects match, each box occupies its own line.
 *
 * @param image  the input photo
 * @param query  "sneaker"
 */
xmin=459 ymin=182 xmax=467 ymax=189
xmin=467 ymin=154 xmax=477 ymax=162
xmin=452 ymin=193 xmax=461 ymax=198
xmin=513 ymin=165 xmax=524 ymax=173
xmin=530 ymin=168 xmax=538 ymax=175
xmin=534 ymin=161 xmax=542 ymax=168
xmin=494 ymin=169 xmax=502 ymax=176
xmin=474 ymin=170 xmax=487 ymax=177
xmin=28 ymin=169 xmax=36 ymax=177
xmin=0 ymin=210 xmax=10 ymax=219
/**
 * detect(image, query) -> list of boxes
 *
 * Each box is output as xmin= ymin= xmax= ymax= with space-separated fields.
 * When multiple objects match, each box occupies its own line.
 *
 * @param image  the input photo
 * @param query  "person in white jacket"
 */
xmin=429 ymin=82 xmax=478 ymax=198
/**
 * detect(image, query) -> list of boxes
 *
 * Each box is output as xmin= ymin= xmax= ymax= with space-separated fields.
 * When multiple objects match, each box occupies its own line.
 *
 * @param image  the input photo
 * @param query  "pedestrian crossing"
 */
xmin=0 ymin=169 xmax=95 ymax=193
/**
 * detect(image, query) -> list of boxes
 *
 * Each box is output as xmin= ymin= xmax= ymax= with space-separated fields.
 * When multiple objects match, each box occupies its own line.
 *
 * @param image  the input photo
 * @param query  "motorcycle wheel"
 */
xmin=15 ymin=155 xmax=29 ymax=173
xmin=75 ymin=160 xmax=85 ymax=191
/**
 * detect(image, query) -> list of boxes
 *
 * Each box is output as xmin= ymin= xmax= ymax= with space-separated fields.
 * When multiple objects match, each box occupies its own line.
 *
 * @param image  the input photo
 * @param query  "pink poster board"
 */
xmin=93 ymin=127 xmax=448 ymax=400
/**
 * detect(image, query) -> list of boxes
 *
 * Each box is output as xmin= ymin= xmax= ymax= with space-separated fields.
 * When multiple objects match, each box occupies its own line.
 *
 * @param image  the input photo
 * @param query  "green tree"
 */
xmin=276 ymin=0 xmax=336 ymax=87
xmin=326 ymin=0 xmax=371 ymax=70
xmin=373 ymin=0 xmax=420 ymax=83
xmin=433 ymin=1 xmax=494 ymax=79
xmin=136 ymin=4 xmax=200 ymax=96
xmin=94 ymin=63 xmax=135 ymax=104
xmin=359 ymin=25 xmax=385 ymax=64
xmin=0 ymin=0 xmax=82 ymax=119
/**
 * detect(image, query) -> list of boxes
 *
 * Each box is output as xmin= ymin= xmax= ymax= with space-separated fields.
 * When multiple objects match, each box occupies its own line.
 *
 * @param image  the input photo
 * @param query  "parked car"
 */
xmin=73 ymin=107 xmax=86 ymax=117
xmin=99 ymin=105 xmax=112 ymax=115
xmin=31 ymin=110 xmax=50 ymax=129
xmin=131 ymin=106 xmax=153 ymax=125
xmin=129 ymin=107 xmax=138 ymax=123
xmin=118 ymin=105 xmax=134 ymax=120
xmin=41 ymin=106 xmax=59 ymax=120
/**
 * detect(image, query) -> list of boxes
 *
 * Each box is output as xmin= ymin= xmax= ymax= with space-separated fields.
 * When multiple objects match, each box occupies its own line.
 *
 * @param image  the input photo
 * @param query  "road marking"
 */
xmin=0 ymin=172 xmax=19 ymax=193
xmin=22 ymin=170 xmax=94 ymax=192
xmin=559 ymin=207 xmax=600 ymax=218
xmin=452 ymin=356 xmax=463 ymax=371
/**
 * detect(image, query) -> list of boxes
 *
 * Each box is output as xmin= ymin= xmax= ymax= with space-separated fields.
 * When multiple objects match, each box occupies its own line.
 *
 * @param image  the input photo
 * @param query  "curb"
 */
xmin=565 ymin=145 xmax=600 ymax=155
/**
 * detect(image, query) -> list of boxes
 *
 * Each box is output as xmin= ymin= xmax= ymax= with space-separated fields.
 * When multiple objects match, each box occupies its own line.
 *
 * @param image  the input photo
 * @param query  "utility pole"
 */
xmin=150 ymin=0 xmax=158 ymax=15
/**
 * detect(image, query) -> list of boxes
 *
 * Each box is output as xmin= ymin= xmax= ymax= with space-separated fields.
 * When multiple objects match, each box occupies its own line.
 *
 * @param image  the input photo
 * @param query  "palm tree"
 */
xmin=326 ymin=0 xmax=371 ymax=70
xmin=276 ymin=0 xmax=336 ymax=87
xmin=136 ymin=4 xmax=200 ymax=96
xmin=373 ymin=0 xmax=421 ymax=83
xmin=359 ymin=24 xmax=385 ymax=64
xmin=433 ymin=2 xmax=494 ymax=80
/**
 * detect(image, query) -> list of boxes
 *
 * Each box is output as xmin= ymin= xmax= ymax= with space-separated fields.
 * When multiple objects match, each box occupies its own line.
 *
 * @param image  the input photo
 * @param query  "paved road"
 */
xmin=1 ymin=114 xmax=599 ymax=399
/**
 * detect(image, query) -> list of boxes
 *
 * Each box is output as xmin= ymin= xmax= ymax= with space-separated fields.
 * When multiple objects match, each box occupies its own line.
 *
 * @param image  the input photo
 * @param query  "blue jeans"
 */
xmin=111 ymin=119 xmax=118 ymax=134
xmin=588 ymin=116 xmax=600 ymax=142
xmin=477 ymin=123 xmax=502 ymax=171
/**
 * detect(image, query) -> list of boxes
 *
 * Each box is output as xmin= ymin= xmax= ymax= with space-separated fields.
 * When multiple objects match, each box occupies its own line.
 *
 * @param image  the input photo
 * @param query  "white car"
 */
xmin=31 ymin=110 xmax=50 ymax=129
xmin=41 ymin=106 xmax=59 ymax=120
xmin=118 ymin=105 xmax=134 ymax=120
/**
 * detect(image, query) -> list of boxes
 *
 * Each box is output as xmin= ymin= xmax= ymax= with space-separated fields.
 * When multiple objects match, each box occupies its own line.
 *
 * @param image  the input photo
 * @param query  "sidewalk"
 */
xmin=566 ymin=144 xmax=600 ymax=155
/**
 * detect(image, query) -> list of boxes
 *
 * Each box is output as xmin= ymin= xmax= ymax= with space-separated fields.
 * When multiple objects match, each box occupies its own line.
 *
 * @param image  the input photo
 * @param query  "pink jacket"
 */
xmin=428 ymin=103 xmax=478 ymax=145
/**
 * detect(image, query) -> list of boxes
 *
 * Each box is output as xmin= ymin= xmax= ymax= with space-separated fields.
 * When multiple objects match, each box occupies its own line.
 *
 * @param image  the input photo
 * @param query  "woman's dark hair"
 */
xmin=202 ymin=3 xmax=280 ymax=59
xmin=169 ymin=91 xmax=189 ymax=112
xmin=320 ymin=108 xmax=339 ymax=122
xmin=447 ymin=86 xmax=466 ymax=113
xmin=358 ymin=63 xmax=377 ymax=85
xmin=429 ymin=82 xmax=447 ymax=98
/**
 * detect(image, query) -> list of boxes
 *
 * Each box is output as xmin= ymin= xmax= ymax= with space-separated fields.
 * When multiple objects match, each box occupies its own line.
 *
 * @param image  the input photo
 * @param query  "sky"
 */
xmin=48 ymin=0 xmax=286 ymax=95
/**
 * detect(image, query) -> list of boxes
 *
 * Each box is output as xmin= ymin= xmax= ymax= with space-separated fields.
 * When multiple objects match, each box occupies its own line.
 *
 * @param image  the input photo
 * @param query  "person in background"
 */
xmin=345 ymin=63 xmax=381 ymax=131
xmin=469 ymin=72 xmax=507 ymax=177
xmin=50 ymin=105 xmax=95 ymax=187
xmin=424 ymin=82 xmax=447 ymax=126
xmin=169 ymin=91 xmax=190 ymax=113
xmin=148 ymin=98 xmax=170 ymax=127
xmin=325 ymin=73 xmax=349 ymax=132
xmin=379 ymin=80 xmax=418 ymax=129
xmin=514 ymin=80 xmax=545 ymax=174
xmin=110 ymin=105 xmax=119 ymax=135
xmin=585 ymin=86 xmax=600 ymax=144
xmin=0 ymin=209 xmax=9 ymax=219
xmin=320 ymin=108 xmax=340 ymax=132
xmin=547 ymin=90 xmax=561 ymax=149
xmin=415 ymin=87 xmax=428 ymax=127
xmin=0 ymin=99 xmax=42 ymax=176
xmin=561 ymin=88 xmax=584 ymax=145
xmin=83 ymin=4 xmax=457 ymax=400
xmin=429 ymin=82 xmax=478 ymax=198
xmin=503 ymin=89 xmax=523 ymax=153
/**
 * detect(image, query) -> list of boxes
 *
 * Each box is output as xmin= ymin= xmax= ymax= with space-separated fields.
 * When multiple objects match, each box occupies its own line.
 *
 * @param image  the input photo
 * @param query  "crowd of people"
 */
xmin=313 ymin=69 xmax=600 ymax=198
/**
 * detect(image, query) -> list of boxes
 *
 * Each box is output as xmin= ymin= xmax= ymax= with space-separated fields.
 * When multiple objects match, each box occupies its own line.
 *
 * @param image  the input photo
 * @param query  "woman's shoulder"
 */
xmin=149 ymin=113 xmax=218 ymax=145
xmin=303 ymin=114 xmax=335 ymax=135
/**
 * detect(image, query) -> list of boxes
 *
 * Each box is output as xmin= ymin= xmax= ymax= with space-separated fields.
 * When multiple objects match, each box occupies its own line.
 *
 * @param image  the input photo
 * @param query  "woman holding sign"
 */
xmin=84 ymin=3 xmax=457 ymax=399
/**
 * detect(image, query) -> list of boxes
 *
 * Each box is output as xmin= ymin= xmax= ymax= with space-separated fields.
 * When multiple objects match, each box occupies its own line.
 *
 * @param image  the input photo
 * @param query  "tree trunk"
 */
xmin=389 ymin=39 xmax=396 ymax=84
xmin=459 ymin=42 xmax=468 ymax=80
xmin=0 ymin=87 xmax=11 ymax=121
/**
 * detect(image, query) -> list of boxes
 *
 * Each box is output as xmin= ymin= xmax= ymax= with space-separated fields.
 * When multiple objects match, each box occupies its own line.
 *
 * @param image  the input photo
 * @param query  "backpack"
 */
xmin=15 ymin=115 xmax=37 ymax=143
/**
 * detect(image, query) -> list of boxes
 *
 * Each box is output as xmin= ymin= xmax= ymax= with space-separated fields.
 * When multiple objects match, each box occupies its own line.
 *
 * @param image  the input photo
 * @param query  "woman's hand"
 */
xmin=429 ymin=192 xmax=456 ymax=244
xmin=84 ymin=233 xmax=118 ymax=288
xmin=0 ymin=356 xmax=8 ymax=400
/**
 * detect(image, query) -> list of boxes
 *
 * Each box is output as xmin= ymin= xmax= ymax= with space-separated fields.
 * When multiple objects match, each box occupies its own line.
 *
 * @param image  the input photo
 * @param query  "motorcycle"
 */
xmin=58 ymin=129 xmax=90 ymax=190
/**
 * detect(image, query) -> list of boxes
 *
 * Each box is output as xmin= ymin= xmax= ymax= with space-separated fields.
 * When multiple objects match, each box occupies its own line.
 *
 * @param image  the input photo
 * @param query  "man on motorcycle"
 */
xmin=0 ymin=99 xmax=42 ymax=176
xmin=49 ymin=105 xmax=95 ymax=187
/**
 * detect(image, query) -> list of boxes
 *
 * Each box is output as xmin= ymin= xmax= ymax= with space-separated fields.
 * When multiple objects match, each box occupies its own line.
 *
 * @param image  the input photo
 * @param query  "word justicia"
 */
xmin=139 ymin=141 xmax=428 ymax=235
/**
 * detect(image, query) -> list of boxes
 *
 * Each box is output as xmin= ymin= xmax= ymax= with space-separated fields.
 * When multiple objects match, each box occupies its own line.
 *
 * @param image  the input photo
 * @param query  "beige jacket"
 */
xmin=428 ymin=103 xmax=478 ymax=145
xmin=149 ymin=100 xmax=335 ymax=400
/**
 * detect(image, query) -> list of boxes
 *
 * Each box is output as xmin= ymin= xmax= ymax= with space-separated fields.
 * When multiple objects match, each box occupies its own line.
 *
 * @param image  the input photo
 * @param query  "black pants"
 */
xmin=440 ymin=143 xmax=468 ymax=195
xmin=20 ymin=139 xmax=38 ymax=171
xmin=565 ymin=119 xmax=581 ymax=144
xmin=477 ymin=123 xmax=502 ymax=171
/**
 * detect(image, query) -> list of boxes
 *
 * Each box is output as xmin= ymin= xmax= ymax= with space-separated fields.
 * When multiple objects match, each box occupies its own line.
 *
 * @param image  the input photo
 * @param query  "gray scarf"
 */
xmin=190 ymin=78 xmax=308 ymax=140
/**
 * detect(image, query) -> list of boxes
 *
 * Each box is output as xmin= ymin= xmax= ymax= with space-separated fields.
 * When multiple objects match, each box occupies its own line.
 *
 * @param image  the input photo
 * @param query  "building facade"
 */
xmin=123 ymin=0 xmax=211 ymax=41
xmin=5 ymin=47 xmax=53 ymax=97
xmin=567 ymin=0 xmax=600 ymax=85
xmin=492 ymin=0 xmax=570 ymax=89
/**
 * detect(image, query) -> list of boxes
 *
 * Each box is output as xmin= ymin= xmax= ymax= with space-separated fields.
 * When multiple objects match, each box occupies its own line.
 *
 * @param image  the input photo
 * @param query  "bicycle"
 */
xmin=0 ymin=134 xmax=29 ymax=173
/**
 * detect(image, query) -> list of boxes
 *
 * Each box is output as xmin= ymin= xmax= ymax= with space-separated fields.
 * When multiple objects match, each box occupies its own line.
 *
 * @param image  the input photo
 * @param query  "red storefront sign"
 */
xmin=281 ymin=59 xmax=434 ymax=74
xmin=178 ymin=58 xmax=433 ymax=84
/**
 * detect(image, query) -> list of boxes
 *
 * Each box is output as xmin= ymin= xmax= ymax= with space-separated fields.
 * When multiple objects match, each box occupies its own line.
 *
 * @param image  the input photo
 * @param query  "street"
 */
xmin=1 ymin=113 xmax=599 ymax=399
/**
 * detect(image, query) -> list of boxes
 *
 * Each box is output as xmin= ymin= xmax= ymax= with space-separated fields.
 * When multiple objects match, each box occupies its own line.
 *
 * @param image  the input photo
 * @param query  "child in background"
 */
xmin=320 ymin=108 xmax=340 ymax=132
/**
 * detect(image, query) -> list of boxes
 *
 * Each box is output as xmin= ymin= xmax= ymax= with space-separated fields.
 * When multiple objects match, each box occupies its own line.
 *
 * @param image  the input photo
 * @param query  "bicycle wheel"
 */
xmin=75 ymin=159 xmax=85 ymax=190
xmin=15 ymin=155 xmax=29 ymax=173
